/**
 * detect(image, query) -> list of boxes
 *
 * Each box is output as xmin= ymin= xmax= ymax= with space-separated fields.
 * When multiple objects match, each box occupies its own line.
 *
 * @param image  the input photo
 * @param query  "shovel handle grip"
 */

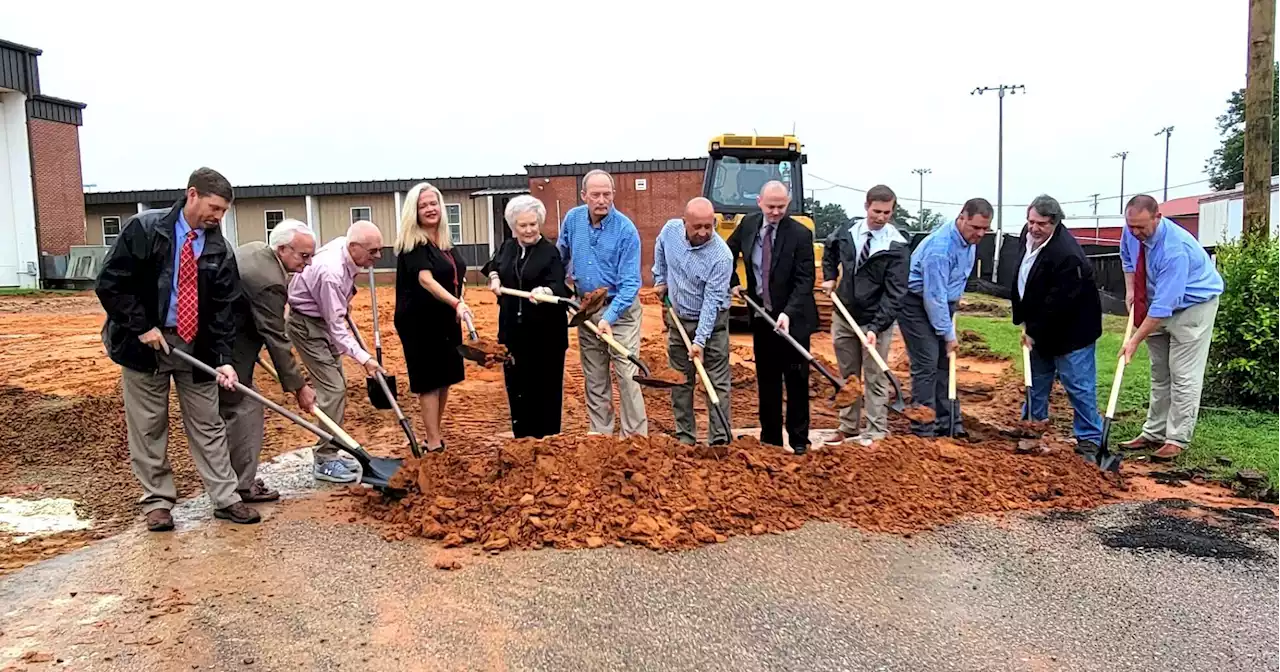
xmin=1105 ymin=307 xmax=1136 ymax=419
xmin=829 ymin=292 xmax=891 ymax=374
xmin=667 ymin=306 xmax=720 ymax=405
xmin=580 ymin=315 xmax=632 ymax=359
xmin=257 ymin=356 xmax=362 ymax=450
xmin=1021 ymin=342 xmax=1033 ymax=387
xmin=498 ymin=287 xmax=562 ymax=304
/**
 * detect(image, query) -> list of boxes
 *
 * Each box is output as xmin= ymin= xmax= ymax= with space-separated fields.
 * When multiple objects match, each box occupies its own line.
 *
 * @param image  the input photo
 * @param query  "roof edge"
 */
xmin=0 ymin=39 xmax=43 ymax=55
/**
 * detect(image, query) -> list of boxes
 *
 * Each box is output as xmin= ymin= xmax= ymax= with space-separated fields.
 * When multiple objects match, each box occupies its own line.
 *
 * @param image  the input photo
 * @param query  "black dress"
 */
xmin=480 ymin=237 xmax=570 ymax=438
xmin=395 ymin=240 xmax=467 ymax=394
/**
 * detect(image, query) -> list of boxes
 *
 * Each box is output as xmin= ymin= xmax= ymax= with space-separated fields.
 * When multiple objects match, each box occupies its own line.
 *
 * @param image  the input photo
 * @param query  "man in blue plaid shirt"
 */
xmin=653 ymin=197 xmax=734 ymax=445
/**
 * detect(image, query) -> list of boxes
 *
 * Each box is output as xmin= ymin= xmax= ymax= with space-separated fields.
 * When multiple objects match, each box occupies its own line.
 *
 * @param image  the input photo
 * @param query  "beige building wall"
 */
xmin=438 ymin=190 xmax=489 ymax=245
xmin=315 ymin=194 xmax=397 ymax=244
xmin=233 ymin=197 xmax=307 ymax=245
xmin=84 ymin=204 xmax=142 ymax=246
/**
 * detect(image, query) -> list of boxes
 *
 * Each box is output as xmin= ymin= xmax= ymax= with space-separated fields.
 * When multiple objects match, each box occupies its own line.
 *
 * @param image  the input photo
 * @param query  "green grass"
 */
xmin=0 ymin=287 xmax=80 ymax=296
xmin=957 ymin=311 xmax=1279 ymax=488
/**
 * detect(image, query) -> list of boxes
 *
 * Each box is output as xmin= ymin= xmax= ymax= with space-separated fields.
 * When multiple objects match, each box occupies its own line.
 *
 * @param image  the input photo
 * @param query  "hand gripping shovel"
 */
xmin=495 ymin=287 xmax=594 ymax=327
xmin=567 ymin=307 xmax=683 ymax=389
xmin=740 ymin=295 xmax=862 ymax=408
xmin=345 ymin=315 xmax=422 ymax=458
xmin=665 ymin=299 xmax=731 ymax=444
xmin=364 ymin=269 xmax=396 ymax=410
xmin=1097 ymin=308 xmax=1134 ymax=473
xmin=254 ymin=356 xmax=406 ymax=495
xmin=826 ymin=291 xmax=906 ymax=415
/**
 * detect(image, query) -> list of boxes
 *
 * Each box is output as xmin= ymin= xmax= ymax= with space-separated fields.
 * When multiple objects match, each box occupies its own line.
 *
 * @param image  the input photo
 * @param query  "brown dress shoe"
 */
xmin=824 ymin=431 xmax=854 ymax=446
xmin=1119 ymin=436 xmax=1159 ymax=450
xmin=1151 ymin=443 xmax=1183 ymax=461
xmin=145 ymin=509 xmax=174 ymax=532
xmin=237 ymin=479 xmax=280 ymax=503
xmin=214 ymin=502 xmax=262 ymax=524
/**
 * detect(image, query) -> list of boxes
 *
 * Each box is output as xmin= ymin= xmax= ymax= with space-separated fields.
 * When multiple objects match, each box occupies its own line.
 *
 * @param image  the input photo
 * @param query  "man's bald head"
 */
xmin=757 ymin=180 xmax=791 ymax=224
xmin=682 ymin=197 xmax=716 ymax=246
xmin=346 ymin=220 xmax=384 ymax=268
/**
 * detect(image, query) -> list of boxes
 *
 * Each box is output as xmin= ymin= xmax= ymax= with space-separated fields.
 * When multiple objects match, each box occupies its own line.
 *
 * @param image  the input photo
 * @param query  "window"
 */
xmin=350 ymin=206 xmax=372 ymax=224
xmin=264 ymin=210 xmax=285 ymax=236
xmin=445 ymin=204 xmax=463 ymax=244
xmin=102 ymin=217 xmax=121 ymax=246
xmin=706 ymin=155 xmax=802 ymax=213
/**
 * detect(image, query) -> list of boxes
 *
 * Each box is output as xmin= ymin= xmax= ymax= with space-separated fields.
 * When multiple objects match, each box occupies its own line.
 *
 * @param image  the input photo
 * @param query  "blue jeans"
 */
xmin=1024 ymin=343 xmax=1103 ymax=444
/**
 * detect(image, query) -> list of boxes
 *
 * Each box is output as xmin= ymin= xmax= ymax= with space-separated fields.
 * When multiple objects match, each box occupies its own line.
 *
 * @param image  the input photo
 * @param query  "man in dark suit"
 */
xmin=1010 ymin=194 xmax=1104 ymax=459
xmin=727 ymin=180 xmax=819 ymax=454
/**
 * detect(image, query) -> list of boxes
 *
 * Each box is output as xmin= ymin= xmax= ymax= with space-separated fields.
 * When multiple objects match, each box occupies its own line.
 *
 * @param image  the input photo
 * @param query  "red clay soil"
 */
xmin=831 ymin=375 xmax=864 ymax=409
xmin=577 ymin=288 xmax=609 ymax=316
xmin=460 ymin=336 xmax=508 ymax=368
xmin=636 ymin=367 xmax=687 ymax=386
xmin=901 ymin=405 xmax=937 ymax=424
xmin=358 ymin=433 xmax=1111 ymax=551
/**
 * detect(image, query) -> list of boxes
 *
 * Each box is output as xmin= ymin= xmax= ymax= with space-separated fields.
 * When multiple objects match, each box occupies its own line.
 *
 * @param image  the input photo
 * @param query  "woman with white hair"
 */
xmin=393 ymin=182 xmax=469 ymax=452
xmin=481 ymin=195 xmax=570 ymax=438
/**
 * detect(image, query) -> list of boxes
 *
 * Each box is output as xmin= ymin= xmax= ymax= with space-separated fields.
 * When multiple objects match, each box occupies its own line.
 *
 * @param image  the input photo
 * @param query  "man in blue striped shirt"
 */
xmin=900 ymin=198 xmax=992 ymax=437
xmin=556 ymin=169 xmax=648 ymax=436
xmin=653 ymin=197 xmax=734 ymax=445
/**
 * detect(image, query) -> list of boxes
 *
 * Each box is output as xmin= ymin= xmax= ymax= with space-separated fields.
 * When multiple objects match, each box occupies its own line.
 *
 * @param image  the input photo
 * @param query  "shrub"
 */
xmin=1205 ymin=237 xmax=1279 ymax=410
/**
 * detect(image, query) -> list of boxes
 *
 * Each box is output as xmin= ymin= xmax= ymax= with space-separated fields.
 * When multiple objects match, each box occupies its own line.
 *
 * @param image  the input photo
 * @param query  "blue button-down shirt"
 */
xmin=556 ymin=204 xmax=642 ymax=324
xmin=652 ymin=218 xmax=734 ymax=346
xmin=164 ymin=211 xmax=206 ymax=328
xmin=1120 ymin=217 xmax=1223 ymax=319
xmin=750 ymin=219 xmax=780 ymax=293
xmin=907 ymin=218 xmax=974 ymax=341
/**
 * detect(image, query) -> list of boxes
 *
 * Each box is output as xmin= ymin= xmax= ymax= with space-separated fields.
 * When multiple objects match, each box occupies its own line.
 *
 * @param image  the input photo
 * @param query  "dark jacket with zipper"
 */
xmin=822 ymin=221 xmax=909 ymax=334
xmin=480 ymin=237 xmax=571 ymax=352
xmin=1009 ymin=224 xmax=1103 ymax=358
xmin=95 ymin=197 xmax=240 ymax=381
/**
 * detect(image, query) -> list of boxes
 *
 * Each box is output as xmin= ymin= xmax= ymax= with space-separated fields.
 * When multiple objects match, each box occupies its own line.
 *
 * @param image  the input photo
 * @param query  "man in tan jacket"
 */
xmin=219 ymin=220 xmax=318 ymax=501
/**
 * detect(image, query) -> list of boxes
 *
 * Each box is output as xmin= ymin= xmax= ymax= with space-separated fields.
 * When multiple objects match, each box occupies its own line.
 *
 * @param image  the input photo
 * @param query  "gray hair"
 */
xmin=1027 ymin=194 xmax=1065 ymax=227
xmin=268 ymin=219 xmax=315 ymax=249
xmin=581 ymin=169 xmax=615 ymax=192
xmin=504 ymin=195 xmax=547 ymax=229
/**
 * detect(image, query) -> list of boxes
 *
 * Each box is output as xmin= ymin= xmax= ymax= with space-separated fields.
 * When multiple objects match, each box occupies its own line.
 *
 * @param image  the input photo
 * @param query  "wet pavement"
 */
xmin=1 ymin=448 xmax=1277 ymax=672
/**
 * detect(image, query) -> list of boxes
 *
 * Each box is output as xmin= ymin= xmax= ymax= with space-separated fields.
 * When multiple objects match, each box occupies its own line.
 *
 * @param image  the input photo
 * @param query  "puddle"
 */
xmin=0 ymin=497 xmax=93 ymax=541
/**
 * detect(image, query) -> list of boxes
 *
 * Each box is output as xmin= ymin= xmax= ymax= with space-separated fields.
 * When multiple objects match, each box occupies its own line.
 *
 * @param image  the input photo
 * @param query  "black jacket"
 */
xmin=481 ymin=237 xmax=571 ymax=351
xmin=1010 ymin=225 xmax=1103 ymax=358
xmin=96 ymin=197 xmax=240 ymax=379
xmin=822 ymin=222 xmax=909 ymax=334
xmin=726 ymin=213 xmax=819 ymax=337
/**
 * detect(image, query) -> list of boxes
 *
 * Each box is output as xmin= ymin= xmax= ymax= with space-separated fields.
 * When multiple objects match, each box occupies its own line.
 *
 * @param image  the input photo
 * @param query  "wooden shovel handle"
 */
xmin=498 ymin=287 xmax=561 ymax=304
xmin=1105 ymin=308 xmax=1136 ymax=418
xmin=575 ymin=311 xmax=633 ymax=359
xmin=948 ymin=315 xmax=958 ymax=402
xmin=1022 ymin=342 xmax=1033 ymax=387
xmin=667 ymin=306 xmax=720 ymax=405
xmin=257 ymin=356 xmax=363 ymax=450
xmin=829 ymin=291 xmax=891 ymax=374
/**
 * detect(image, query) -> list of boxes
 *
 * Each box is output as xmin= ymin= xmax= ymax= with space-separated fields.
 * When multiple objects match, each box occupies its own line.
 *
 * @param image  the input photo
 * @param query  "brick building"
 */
xmin=0 ymin=39 xmax=86 ymax=288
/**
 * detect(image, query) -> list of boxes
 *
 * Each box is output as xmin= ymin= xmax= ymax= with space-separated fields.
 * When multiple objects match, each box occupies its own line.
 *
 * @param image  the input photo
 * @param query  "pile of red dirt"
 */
xmin=831 ymin=375 xmax=864 ymax=409
xmin=460 ymin=336 xmax=507 ymax=368
xmin=358 ymin=433 xmax=1111 ymax=552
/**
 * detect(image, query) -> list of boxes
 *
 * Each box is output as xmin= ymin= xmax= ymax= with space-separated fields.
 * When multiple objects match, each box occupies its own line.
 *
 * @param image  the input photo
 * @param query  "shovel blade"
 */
xmin=333 ymin=441 xmax=408 ymax=496
xmin=633 ymin=374 xmax=683 ymax=389
xmin=568 ymin=310 xmax=592 ymax=327
xmin=366 ymin=375 xmax=396 ymax=410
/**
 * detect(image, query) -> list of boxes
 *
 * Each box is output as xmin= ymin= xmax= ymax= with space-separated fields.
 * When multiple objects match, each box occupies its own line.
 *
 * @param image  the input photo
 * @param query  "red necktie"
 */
xmin=1133 ymin=243 xmax=1148 ymax=326
xmin=176 ymin=230 xmax=199 ymax=343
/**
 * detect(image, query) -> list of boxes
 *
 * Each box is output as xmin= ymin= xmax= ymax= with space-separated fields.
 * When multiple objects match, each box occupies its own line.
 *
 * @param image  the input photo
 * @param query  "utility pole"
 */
xmin=911 ymin=168 xmax=931 ymax=224
xmin=1243 ymin=0 xmax=1274 ymax=244
xmin=1091 ymin=193 xmax=1100 ymax=244
xmin=1113 ymin=151 xmax=1129 ymax=214
xmin=972 ymin=84 xmax=1025 ymax=282
xmin=1154 ymin=126 xmax=1174 ymax=202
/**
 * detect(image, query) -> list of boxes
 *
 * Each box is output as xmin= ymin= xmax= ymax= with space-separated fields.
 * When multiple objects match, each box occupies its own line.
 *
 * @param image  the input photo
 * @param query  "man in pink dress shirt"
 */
xmin=287 ymin=221 xmax=386 ymax=482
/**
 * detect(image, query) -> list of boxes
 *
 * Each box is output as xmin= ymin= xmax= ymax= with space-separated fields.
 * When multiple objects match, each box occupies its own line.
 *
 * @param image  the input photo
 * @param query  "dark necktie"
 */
xmin=761 ymin=224 xmax=775 ymax=311
xmin=856 ymin=231 xmax=872 ymax=271
xmin=1133 ymin=243 xmax=1148 ymax=325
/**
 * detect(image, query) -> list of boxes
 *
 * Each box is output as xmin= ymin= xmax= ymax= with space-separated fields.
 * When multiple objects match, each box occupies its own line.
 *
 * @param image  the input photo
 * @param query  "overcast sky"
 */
xmin=6 ymin=0 xmax=1267 ymax=229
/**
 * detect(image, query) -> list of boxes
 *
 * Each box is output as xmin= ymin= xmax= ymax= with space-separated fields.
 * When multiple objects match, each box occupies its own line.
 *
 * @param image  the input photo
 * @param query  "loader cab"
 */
xmin=704 ymin=150 xmax=805 ymax=216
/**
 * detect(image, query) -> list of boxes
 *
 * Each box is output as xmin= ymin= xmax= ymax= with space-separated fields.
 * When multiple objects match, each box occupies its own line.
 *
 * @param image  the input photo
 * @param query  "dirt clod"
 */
xmin=577 ymin=288 xmax=609 ymax=316
xmin=902 ymin=405 xmax=937 ymax=424
xmin=831 ymin=376 xmax=864 ymax=409
xmin=637 ymin=367 xmax=687 ymax=386
xmin=461 ymin=337 xmax=508 ymax=368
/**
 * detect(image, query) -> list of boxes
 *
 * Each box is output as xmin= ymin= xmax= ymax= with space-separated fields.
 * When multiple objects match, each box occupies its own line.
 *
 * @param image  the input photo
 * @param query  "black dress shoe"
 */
xmin=146 ymin=509 xmax=174 ymax=532
xmin=792 ymin=445 xmax=809 ymax=456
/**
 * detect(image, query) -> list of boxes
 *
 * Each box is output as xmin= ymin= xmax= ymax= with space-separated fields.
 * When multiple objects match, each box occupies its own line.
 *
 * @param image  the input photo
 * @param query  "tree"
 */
xmin=1206 ymin=66 xmax=1278 ymax=192
xmin=911 ymin=208 xmax=945 ymax=232
xmin=891 ymin=203 xmax=913 ymax=228
xmin=804 ymin=197 xmax=851 ymax=241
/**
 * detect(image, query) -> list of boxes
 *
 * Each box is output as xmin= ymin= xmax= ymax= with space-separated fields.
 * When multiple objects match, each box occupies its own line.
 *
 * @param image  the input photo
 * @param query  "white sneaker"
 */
xmin=314 ymin=459 xmax=358 ymax=483
xmin=855 ymin=432 xmax=887 ymax=447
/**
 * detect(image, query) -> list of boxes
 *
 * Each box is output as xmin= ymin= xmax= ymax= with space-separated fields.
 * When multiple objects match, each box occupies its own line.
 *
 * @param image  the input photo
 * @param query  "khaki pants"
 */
xmin=120 ymin=330 xmax=241 ymax=513
xmin=287 ymin=312 xmax=345 ymax=463
xmin=832 ymin=314 xmax=895 ymax=437
xmin=1142 ymin=296 xmax=1219 ymax=448
xmin=578 ymin=301 xmax=648 ymax=436
xmin=219 ymin=381 xmax=265 ymax=493
xmin=665 ymin=309 xmax=731 ymax=445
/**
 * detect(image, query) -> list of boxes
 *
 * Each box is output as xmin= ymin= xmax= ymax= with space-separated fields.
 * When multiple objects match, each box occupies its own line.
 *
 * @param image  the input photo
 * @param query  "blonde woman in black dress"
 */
xmin=393 ymin=181 xmax=469 ymax=452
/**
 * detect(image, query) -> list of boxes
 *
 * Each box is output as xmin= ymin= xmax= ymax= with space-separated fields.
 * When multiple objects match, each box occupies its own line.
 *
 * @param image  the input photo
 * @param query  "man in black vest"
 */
xmin=727 ymin=180 xmax=819 ymax=455
xmin=1010 ymin=194 xmax=1104 ymax=459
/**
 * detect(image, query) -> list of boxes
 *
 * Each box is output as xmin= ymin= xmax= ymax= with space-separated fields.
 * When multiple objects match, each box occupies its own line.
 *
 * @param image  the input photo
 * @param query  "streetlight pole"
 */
xmin=1113 ymin=151 xmax=1129 ymax=213
xmin=1091 ymin=193 xmax=1100 ymax=244
xmin=972 ymin=84 xmax=1025 ymax=282
xmin=1154 ymin=126 xmax=1174 ymax=202
xmin=911 ymin=168 xmax=931 ymax=225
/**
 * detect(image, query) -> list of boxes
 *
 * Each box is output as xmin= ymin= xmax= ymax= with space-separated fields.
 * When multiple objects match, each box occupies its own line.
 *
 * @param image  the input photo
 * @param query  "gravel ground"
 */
xmin=1 ymin=456 xmax=1275 ymax=672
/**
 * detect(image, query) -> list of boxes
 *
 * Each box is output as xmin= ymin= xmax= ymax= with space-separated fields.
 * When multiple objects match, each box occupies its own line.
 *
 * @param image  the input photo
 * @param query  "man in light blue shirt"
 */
xmin=653 ymin=197 xmax=734 ymax=445
xmin=899 ymin=198 xmax=993 ymax=437
xmin=1117 ymin=194 xmax=1224 ymax=460
xmin=556 ymin=169 xmax=647 ymax=436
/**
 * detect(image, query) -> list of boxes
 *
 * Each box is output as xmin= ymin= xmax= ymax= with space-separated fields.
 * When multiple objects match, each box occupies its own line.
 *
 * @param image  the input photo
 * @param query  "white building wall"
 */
xmin=0 ymin=91 xmax=39 ymax=288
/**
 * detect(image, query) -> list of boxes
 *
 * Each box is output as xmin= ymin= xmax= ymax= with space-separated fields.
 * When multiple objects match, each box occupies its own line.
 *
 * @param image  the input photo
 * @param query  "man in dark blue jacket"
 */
xmin=1010 ymin=194 xmax=1104 ymax=458
xmin=96 ymin=167 xmax=259 ymax=531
